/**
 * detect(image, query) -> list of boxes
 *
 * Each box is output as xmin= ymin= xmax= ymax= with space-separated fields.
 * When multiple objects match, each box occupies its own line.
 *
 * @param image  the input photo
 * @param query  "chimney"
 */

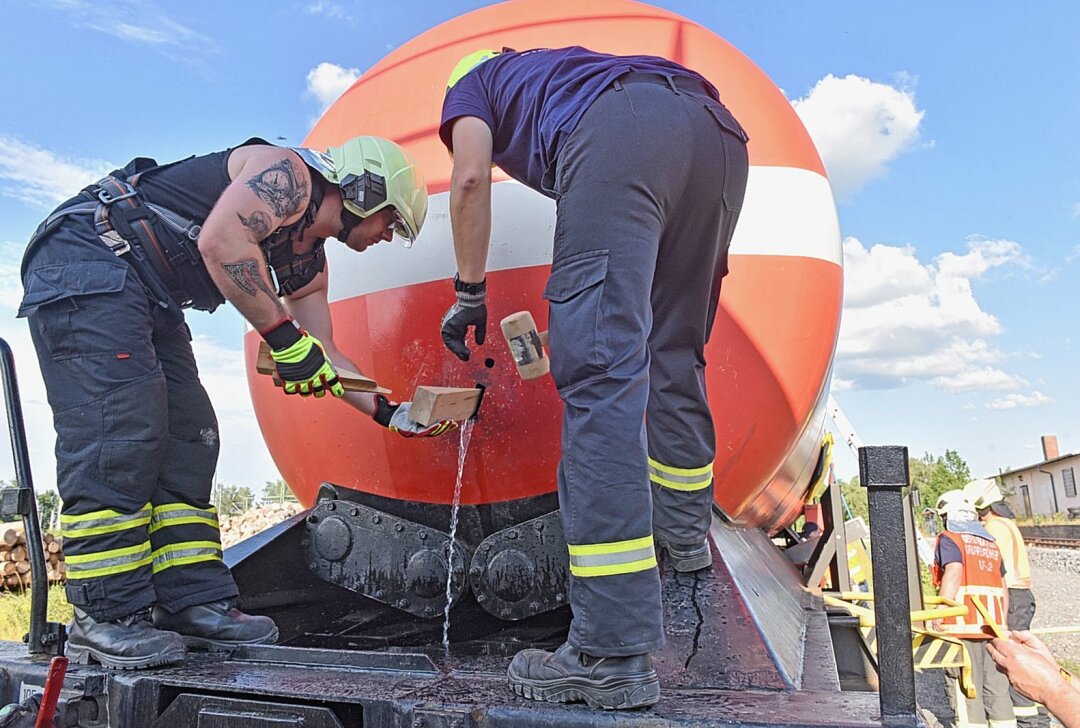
xmin=1042 ymin=435 xmax=1060 ymax=461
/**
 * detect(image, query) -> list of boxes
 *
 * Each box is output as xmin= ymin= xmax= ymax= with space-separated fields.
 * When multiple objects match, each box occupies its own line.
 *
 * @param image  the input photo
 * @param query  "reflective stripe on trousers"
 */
xmin=150 ymin=503 xmax=220 ymax=534
xmin=647 ymin=458 xmax=713 ymax=491
xmin=568 ymin=536 xmax=657 ymax=577
xmin=61 ymin=504 xmax=152 ymax=539
xmin=150 ymin=503 xmax=224 ymax=573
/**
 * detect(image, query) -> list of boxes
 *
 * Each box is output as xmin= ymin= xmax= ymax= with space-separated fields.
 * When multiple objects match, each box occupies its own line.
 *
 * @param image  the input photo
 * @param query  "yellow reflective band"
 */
xmin=152 ymin=503 xmax=218 ymax=515
xmin=567 ymin=535 xmax=654 ymax=557
xmin=65 ymin=542 xmax=152 ymax=580
xmin=61 ymin=505 xmax=152 ymax=539
xmin=646 ymin=458 xmax=713 ymax=477
xmin=1012 ymin=706 xmax=1039 ymax=717
xmin=149 ymin=504 xmax=219 ymax=534
xmin=570 ymin=556 xmax=658 ymax=578
xmin=568 ymin=536 xmax=657 ymax=578
xmin=648 ymin=457 xmax=713 ymax=491
xmin=151 ymin=540 xmax=223 ymax=574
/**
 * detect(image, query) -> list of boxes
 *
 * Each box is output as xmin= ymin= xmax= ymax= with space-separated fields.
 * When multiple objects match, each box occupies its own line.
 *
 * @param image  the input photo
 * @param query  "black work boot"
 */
xmin=657 ymin=539 xmax=712 ymax=573
xmin=507 ymin=643 xmax=660 ymax=709
xmin=67 ymin=607 xmax=187 ymax=670
xmin=152 ymin=600 xmax=278 ymax=651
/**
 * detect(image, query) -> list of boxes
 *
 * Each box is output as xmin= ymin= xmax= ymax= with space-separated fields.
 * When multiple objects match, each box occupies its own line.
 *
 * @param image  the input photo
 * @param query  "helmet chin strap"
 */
xmin=337 ymin=207 xmax=363 ymax=243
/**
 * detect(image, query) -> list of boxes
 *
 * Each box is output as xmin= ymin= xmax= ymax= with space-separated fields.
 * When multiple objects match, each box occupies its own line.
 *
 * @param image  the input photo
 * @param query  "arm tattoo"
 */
xmin=237 ymin=210 xmax=272 ymax=240
xmin=222 ymin=258 xmax=278 ymax=301
xmin=245 ymin=158 xmax=308 ymax=218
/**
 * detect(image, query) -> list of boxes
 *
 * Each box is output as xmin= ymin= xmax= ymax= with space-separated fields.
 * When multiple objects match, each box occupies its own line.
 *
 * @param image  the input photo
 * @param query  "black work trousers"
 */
xmin=1007 ymin=588 xmax=1048 ymax=727
xmin=545 ymin=74 xmax=748 ymax=655
xmin=19 ymin=217 xmax=237 ymax=622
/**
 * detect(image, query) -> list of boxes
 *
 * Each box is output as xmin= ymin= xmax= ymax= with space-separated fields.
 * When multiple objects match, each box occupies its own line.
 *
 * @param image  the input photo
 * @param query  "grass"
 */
xmin=0 ymin=586 xmax=73 ymax=642
xmin=1061 ymin=658 xmax=1080 ymax=676
xmin=1015 ymin=513 xmax=1080 ymax=526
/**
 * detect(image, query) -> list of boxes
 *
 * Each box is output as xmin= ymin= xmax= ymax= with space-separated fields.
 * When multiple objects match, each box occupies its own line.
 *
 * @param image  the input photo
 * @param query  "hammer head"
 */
xmin=499 ymin=310 xmax=550 ymax=380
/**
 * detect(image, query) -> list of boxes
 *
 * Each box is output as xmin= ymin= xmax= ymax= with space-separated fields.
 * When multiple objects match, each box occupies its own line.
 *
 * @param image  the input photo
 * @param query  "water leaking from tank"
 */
xmin=443 ymin=418 xmax=475 ymax=650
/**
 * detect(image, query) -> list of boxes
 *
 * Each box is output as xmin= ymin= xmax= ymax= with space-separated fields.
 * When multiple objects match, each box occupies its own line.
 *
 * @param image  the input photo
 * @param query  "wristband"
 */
xmin=262 ymin=319 xmax=302 ymax=351
xmin=454 ymin=273 xmax=486 ymax=296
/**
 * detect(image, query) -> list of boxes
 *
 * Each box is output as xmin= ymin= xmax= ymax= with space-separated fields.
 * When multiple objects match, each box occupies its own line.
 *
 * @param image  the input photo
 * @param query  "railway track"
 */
xmin=1026 ymin=536 xmax=1080 ymax=549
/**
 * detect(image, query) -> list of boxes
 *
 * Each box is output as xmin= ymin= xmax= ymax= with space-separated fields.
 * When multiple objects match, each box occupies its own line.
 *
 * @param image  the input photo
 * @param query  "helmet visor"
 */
xmin=391 ymin=208 xmax=415 ymax=248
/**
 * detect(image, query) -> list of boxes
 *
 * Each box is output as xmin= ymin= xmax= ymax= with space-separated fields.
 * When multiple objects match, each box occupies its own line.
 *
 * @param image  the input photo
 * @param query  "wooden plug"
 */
xmin=256 ymin=341 xmax=391 ymax=394
xmin=409 ymin=386 xmax=483 ymax=426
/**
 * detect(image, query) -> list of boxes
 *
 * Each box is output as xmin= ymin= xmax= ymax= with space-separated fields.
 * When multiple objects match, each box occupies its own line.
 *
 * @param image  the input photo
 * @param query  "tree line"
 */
xmin=0 ymin=479 xmax=296 ymax=526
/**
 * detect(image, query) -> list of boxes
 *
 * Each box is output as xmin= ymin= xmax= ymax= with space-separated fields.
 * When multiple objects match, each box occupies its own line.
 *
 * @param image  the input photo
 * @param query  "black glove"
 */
xmin=440 ymin=275 xmax=487 ymax=361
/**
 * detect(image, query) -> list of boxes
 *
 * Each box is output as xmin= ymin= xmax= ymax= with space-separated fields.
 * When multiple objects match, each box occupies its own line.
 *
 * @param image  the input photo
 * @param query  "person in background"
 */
xmin=988 ymin=631 xmax=1079 ymax=728
xmin=966 ymin=478 xmax=1048 ymax=728
xmin=932 ymin=490 xmax=1016 ymax=728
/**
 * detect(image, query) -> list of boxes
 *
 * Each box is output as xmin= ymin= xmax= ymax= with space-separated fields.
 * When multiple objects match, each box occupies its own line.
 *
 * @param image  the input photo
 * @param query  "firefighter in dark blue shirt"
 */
xmin=438 ymin=46 xmax=749 ymax=709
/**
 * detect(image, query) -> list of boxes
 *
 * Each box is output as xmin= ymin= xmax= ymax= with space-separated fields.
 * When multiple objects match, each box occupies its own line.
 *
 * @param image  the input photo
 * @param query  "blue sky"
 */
xmin=1 ymin=1 xmax=1078 ymax=493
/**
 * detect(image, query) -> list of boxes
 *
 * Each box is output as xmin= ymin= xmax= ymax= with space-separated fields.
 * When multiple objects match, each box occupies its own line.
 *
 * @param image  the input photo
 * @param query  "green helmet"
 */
xmin=447 ymin=49 xmax=500 ymax=90
xmin=293 ymin=136 xmax=427 ymax=247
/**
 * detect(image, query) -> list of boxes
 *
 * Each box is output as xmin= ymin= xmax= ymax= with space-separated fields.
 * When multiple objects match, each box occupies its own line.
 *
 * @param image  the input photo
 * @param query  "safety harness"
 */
xmin=24 ymin=155 xmax=327 ymax=311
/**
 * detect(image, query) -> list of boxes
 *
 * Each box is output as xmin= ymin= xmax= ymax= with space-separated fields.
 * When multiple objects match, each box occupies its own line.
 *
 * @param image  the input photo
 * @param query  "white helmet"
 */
xmin=935 ymin=490 xmax=976 ymax=520
xmin=964 ymin=478 xmax=1005 ymax=510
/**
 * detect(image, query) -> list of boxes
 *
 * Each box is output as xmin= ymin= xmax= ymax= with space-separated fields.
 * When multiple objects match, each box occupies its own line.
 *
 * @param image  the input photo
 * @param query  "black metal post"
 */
xmin=0 ymin=338 xmax=65 ymax=656
xmin=859 ymin=445 xmax=917 ymax=726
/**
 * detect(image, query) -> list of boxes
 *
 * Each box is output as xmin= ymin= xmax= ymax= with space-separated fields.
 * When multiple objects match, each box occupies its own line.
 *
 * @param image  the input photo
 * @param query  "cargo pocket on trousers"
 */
xmin=20 ymin=261 xmax=130 ymax=361
xmin=543 ymin=251 xmax=610 ymax=391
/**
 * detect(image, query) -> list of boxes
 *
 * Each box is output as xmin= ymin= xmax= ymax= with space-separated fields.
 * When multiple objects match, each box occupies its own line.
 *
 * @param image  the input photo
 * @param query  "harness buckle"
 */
xmin=96 ymin=180 xmax=137 ymax=205
xmin=99 ymin=229 xmax=131 ymax=257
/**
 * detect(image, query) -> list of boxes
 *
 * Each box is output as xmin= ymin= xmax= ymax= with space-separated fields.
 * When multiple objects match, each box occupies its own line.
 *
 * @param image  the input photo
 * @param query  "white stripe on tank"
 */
xmin=324 ymin=166 xmax=840 ymax=304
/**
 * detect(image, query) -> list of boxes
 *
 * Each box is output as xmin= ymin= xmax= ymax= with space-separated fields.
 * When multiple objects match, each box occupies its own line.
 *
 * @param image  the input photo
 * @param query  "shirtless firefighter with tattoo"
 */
xmin=16 ymin=135 xmax=447 ymax=670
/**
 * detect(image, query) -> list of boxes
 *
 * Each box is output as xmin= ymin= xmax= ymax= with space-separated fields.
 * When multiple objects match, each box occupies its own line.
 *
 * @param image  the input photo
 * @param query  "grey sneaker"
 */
xmin=507 ymin=643 xmax=660 ymax=710
xmin=657 ymin=539 xmax=712 ymax=573
xmin=68 ymin=607 xmax=187 ymax=670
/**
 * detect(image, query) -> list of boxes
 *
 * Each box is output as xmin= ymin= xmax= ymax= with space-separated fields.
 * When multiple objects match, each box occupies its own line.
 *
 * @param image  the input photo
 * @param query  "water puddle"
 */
xmin=443 ymin=418 xmax=475 ymax=650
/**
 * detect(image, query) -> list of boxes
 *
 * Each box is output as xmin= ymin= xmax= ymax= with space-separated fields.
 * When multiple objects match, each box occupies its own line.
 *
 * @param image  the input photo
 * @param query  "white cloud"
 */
xmin=986 ymin=392 xmax=1052 ymax=410
xmin=306 ymin=62 xmax=362 ymax=113
xmin=933 ymin=367 xmax=1027 ymax=393
xmin=792 ymin=74 xmax=925 ymax=200
xmin=0 ymin=135 xmax=116 ymax=207
xmin=837 ymin=236 xmax=1031 ymax=392
xmin=43 ymin=0 xmax=218 ymax=69
xmin=1072 ymin=202 xmax=1080 ymax=218
xmin=1067 ymin=243 xmax=1080 ymax=263
xmin=306 ymin=1 xmax=348 ymax=19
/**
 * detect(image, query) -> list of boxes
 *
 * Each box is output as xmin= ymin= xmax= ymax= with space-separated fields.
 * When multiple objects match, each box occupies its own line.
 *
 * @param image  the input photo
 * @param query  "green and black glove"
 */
xmin=262 ymin=320 xmax=344 ymax=398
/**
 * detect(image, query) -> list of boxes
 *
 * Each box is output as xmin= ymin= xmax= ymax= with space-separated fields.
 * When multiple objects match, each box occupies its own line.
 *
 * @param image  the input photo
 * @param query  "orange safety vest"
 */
xmin=933 ymin=529 xmax=1006 ymax=639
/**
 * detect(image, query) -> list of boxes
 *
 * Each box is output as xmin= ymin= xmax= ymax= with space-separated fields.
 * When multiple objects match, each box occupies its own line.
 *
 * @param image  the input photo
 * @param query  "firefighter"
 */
xmin=17 ymin=136 xmax=451 ymax=670
xmin=932 ymin=490 xmax=1016 ymax=728
xmin=965 ymin=478 xmax=1048 ymax=728
xmin=437 ymin=47 xmax=749 ymax=709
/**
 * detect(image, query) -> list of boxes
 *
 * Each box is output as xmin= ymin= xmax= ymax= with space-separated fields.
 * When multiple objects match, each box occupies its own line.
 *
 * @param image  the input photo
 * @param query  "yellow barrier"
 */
xmin=824 ymin=591 xmax=976 ymax=698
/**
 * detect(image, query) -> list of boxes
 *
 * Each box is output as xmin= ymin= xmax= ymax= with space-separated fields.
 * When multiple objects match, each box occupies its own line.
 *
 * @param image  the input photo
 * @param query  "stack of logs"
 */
xmin=1 ymin=529 xmax=65 ymax=591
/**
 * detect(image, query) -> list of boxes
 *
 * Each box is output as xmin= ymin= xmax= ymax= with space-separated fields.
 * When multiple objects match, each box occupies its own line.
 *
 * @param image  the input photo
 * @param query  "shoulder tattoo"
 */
xmin=245 ymin=158 xmax=308 ymax=218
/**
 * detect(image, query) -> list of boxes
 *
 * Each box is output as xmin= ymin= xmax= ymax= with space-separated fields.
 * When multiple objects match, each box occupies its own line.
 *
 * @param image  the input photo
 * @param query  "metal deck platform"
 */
xmin=0 ymin=515 xmax=891 ymax=727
